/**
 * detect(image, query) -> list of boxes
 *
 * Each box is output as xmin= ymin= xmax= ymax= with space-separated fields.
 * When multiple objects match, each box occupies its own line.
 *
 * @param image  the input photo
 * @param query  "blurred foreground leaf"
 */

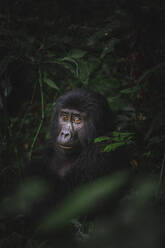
xmin=39 ymin=171 xmax=129 ymax=233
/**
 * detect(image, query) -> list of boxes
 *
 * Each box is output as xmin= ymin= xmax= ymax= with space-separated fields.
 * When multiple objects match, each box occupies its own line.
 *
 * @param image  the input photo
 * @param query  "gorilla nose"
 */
xmin=62 ymin=132 xmax=68 ymax=137
xmin=61 ymin=131 xmax=71 ymax=139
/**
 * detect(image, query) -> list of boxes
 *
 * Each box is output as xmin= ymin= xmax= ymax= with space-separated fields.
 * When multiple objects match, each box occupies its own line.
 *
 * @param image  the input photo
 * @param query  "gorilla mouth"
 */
xmin=58 ymin=144 xmax=72 ymax=150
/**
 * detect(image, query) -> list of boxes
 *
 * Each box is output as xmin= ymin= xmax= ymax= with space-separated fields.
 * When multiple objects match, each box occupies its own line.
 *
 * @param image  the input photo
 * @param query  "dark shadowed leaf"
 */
xmin=68 ymin=49 xmax=87 ymax=59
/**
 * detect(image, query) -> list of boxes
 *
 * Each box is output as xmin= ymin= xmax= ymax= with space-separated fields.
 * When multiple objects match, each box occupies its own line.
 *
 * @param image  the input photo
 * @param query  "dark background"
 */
xmin=0 ymin=0 xmax=165 ymax=247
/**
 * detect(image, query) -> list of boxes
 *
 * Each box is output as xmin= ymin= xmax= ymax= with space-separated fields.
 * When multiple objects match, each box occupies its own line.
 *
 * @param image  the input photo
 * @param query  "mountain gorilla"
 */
xmin=26 ymin=88 xmax=129 ymax=208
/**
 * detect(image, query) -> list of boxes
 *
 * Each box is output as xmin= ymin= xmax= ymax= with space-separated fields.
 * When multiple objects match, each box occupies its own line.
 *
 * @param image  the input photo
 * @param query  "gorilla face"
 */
xmin=56 ymin=108 xmax=85 ymax=153
xmin=52 ymin=88 xmax=114 ymax=156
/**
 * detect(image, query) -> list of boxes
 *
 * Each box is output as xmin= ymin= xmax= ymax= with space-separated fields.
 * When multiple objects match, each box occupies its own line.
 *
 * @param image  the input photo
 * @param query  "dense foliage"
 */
xmin=0 ymin=0 xmax=165 ymax=247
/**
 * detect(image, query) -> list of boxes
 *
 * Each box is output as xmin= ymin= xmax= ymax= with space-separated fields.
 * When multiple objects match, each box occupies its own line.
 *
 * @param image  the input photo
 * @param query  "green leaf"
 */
xmin=112 ymin=131 xmax=134 ymax=141
xmin=43 ymin=77 xmax=60 ymax=91
xmin=94 ymin=136 xmax=110 ymax=143
xmin=68 ymin=49 xmax=87 ymax=59
xmin=103 ymin=142 xmax=125 ymax=152
xmin=57 ymin=57 xmax=79 ymax=76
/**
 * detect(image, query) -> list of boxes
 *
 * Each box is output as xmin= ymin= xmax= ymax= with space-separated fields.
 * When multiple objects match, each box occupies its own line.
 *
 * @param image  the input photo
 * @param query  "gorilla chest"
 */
xmin=50 ymin=158 xmax=74 ymax=178
xmin=57 ymin=163 xmax=73 ymax=177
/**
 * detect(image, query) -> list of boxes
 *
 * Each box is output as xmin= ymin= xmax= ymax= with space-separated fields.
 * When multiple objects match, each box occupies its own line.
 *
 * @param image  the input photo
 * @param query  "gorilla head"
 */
xmin=52 ymin=88 xmax=114 ymax=155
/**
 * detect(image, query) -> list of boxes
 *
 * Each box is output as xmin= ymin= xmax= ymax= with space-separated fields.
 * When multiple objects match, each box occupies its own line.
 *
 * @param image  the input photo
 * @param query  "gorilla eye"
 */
xmin=73 ymin=116 xmax=81 ymax=124
xmin=60 ymin=112 xmax=69 ymax=122
xmin=63 ymin=115 xmax=69 ymax=121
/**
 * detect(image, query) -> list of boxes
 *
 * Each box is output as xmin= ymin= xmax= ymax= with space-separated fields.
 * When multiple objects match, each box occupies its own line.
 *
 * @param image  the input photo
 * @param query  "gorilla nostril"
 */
xmin=61 ymin=131 xmax=71 ymax=139
xmin=64 ymin=133 xmax=70 ymax=138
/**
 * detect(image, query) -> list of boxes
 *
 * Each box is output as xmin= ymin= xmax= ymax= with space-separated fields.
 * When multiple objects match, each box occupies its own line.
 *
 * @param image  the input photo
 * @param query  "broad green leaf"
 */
xmin=44 ymin=77 xmax=60 ymax=91
xmin=94 ymin=136 xmax=110 ymax=143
